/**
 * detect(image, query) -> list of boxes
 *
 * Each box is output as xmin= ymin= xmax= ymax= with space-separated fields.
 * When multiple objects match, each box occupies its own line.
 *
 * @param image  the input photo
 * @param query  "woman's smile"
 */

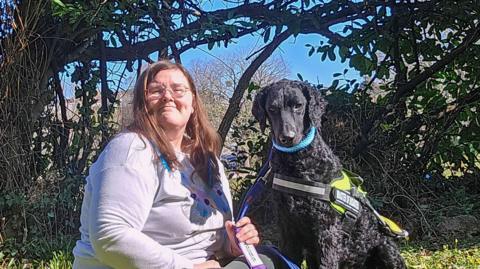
xmin=160 ymin=104 xmax=177 ymax=110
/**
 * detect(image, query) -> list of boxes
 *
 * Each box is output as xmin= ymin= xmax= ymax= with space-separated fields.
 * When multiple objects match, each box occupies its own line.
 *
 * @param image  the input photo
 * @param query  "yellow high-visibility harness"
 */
xmin=273 ymin=169 xmax=409 ymax=239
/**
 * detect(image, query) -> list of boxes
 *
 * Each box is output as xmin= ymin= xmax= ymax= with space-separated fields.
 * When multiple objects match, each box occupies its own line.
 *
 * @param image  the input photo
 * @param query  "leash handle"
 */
xmin=233 ymin=224 xmax=266 ymax=269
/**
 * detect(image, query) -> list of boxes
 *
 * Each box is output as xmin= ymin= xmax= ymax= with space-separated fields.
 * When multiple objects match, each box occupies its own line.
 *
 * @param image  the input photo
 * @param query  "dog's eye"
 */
xmin=293 ymin=104 xmax=303 ymax=110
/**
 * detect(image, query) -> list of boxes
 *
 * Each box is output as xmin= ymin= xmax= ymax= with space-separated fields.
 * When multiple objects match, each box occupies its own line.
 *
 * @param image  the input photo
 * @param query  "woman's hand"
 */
xmin=193 ymin=260 xmax=221 ymax=269
xmin=225 ymin=216 xmax=260 ymax=257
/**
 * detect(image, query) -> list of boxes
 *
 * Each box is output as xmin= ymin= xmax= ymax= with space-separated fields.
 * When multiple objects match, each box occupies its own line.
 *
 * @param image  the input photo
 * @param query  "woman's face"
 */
xmin=146 ymin=68 xmax=194 ymax=131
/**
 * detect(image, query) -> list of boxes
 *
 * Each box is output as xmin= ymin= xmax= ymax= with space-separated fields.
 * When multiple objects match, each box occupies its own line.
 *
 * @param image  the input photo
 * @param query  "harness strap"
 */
xmin=272 ymin=174 xmax=331 ymax=201
xmin=273 ymin=172 xmax=362 ymax=218
xmin=272 ymin=171 xmax=409 ymax=239
xmin=361 ymin=197 xmax=410 ymax=239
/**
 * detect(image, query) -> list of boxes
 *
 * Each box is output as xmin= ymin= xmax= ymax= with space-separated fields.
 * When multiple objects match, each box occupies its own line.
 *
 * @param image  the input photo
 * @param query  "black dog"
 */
xmin=252 ymin=79 xmax=406 ymax=269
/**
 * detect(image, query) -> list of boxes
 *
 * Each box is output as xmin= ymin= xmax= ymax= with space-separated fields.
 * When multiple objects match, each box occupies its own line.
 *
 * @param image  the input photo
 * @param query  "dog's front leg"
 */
xmin=316 ymin=229 xmax=343 ymax=269
xmin=278 ymin=217 xmax=304 ymax=266
xmin=365 ymin=240 xmax=406 ymax=269
xmin=305 ymin=252 xmax=319 ymax=269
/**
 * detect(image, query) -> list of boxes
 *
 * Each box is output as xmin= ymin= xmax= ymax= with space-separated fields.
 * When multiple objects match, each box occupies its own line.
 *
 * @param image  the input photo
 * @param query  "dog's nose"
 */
xmin=279 ymin=131 xmax=295 ymax=145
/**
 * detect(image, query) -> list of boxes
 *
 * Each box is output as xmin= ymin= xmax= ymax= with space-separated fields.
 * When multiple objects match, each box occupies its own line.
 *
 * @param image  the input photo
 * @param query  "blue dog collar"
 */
xmin=272 ymin=127 xmax=316 ymax=153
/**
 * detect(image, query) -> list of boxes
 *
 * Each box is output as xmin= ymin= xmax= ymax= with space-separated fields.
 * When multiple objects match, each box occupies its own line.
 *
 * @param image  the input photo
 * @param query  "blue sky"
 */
xmin=181 ymin=33 xmax=360 ymax=87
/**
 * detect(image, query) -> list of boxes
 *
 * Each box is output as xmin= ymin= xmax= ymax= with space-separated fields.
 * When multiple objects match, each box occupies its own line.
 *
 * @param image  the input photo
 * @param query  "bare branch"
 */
xmin=217 ymin=29 xmax=291 ymax=146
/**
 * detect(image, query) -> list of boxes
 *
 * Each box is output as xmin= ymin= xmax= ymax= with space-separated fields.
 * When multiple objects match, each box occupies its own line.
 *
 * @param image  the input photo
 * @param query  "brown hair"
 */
xmin=127 ymin=60 xmax=221 ymax=185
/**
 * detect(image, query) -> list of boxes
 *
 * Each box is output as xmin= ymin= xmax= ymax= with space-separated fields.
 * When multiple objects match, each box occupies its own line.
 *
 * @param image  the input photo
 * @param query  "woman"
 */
xmin=72 ymin=60 xmax=278 ymax=269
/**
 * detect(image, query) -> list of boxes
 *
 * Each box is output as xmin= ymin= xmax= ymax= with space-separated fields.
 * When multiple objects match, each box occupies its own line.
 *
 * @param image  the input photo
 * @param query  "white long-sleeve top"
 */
xmin=72 ymin=132 xmax=234 ymax=269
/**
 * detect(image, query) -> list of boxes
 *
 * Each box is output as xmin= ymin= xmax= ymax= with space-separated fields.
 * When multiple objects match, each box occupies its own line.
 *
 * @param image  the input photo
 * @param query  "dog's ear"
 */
xmin=252 ymin=87 xmax=268 ymax=132
xmin=301 ymin=82 xmax=327 ymax=128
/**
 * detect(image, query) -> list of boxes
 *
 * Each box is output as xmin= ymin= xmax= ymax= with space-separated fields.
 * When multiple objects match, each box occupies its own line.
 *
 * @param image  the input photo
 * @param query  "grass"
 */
xmin=0 ymin=250 xmax=72 ymax=269
xmin=1 ymin=243 xmax=479 ymax=268
xmin=402 ymin=243 xmax=480 ymax=269
xmin=403 ymin=247 xmax=480 ymax=268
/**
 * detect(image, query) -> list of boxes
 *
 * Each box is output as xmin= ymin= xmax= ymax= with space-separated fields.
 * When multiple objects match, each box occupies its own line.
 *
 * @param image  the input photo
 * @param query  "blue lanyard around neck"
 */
xmin=158 ymin=151 xmax=213 ymax=186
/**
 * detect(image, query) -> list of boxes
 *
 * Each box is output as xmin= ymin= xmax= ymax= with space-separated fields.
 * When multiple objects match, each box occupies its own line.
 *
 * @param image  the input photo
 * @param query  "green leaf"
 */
xmin=297 ymin=73 xmax=304 ymax=81
xmin=350 ymin=54 xmax=364 ymax=70
xmin=378 ymin=6 xmax=386 ymax=17
xmin=339 ymin=46 xmax=349 ymax=61
xmin=342 ymin=25 xmax=353 ymax=34
xmin=207 ymin=41 xmax=214 ymax=50
xmin=275 ymin=25 xmax=283 ymax=36
xmin=308 ymin=47 xmax=315 ymax=56
xmin=247 ymin=140 xmax=253 ymax=150
xmin=263 ymin=27 xmax=271 ymax=43
xmin=328 ymin=48 xmax=336 ymax=61
xmin=110 ymin=36 xmax=117 ymax=47
xmin=248 ymin=82 xmax=260 ymax=93
xmin=238 ymin=21 xmax=253 ymax=28
xmin=74 ymin=87 xmax=83 ymax=99
xmin=333 ymin=73 xmax=342 ymax=77
xmin=52 ymin=0 xmax=66 ymax=8
xmin=227 ymin=25 xmax=238 ymax=38
xmin=321 ymin=51 xmax=327 ymax=61
xmin=289 ymin=19 xmax=301 ymax=37
xmin=377 ymin=65 xmax=389 ymax=79
xmin=331 ymin=79 xmax=339 ymax=89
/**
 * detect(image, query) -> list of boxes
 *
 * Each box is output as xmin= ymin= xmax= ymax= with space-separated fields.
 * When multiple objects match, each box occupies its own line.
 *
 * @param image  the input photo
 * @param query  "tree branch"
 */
xmin=417 ymin=87 xmax=480 ymax=167
xmin=392 ymin=23 xmax=480 ymax=104
xmin=353 ymin=22 xmax=480 ymax=156
xmin=99 ymin=33 xmax=109 ymax=115
xmin=217 ymin=29 xmax=291 ymax=147
xmin=76 ymin=0 xmax=387 ymax=63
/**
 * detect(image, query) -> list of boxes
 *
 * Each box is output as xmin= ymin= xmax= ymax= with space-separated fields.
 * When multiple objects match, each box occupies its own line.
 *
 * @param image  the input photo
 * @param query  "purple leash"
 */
xmin=236 ymin=148 xmax=300 ymax=269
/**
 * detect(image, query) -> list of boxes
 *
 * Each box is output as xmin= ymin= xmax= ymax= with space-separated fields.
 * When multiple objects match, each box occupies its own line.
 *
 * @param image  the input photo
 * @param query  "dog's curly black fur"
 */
xmin=252 ymin=79 xmax=406 ymax=269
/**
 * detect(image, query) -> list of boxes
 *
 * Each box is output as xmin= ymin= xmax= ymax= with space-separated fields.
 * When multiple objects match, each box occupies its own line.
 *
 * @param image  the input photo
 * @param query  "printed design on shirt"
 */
xmin=180 ymin=171 xmax=230 ymax=220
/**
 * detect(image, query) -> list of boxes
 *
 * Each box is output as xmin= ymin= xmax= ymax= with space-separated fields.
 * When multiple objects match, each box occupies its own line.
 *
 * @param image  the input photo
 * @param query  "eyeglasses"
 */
xmin=147 ymin=86 xmax=191 ymax=99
